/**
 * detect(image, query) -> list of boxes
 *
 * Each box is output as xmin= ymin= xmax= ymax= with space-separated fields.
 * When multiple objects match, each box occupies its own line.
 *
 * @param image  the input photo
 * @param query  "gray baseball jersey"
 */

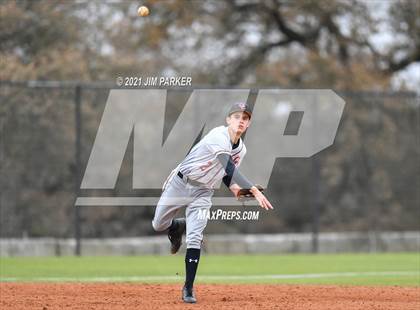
xmin=152 ymin=125 xmax=247 ymax=249
xmin=179 ymin=125 xmax=247 ymax=188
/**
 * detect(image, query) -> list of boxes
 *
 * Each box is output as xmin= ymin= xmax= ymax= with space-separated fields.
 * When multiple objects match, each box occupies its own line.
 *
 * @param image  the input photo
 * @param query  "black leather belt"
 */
xmin=177 ymin=171 xmax=203 ymax=187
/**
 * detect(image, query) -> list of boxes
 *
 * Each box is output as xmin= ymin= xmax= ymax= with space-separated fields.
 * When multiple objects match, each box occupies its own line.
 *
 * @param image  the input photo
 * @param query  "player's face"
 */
xmin=226 ymin=112 xmax=251 ymax=135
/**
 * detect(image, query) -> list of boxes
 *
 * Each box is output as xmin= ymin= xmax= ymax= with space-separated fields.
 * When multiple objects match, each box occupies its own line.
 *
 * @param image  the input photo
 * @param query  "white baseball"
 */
xmin=137 ymin=6 xmax=150 ymax=17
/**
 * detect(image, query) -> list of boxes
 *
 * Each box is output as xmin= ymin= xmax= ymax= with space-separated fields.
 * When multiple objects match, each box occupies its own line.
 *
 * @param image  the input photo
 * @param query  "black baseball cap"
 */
xmin=227 ymin=102 xmax=252 ymax=118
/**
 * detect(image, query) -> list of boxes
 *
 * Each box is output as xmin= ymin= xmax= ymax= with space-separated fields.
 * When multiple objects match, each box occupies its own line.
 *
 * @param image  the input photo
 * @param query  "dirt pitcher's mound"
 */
xmin=1 ymin=283 xmax=419 ymax=310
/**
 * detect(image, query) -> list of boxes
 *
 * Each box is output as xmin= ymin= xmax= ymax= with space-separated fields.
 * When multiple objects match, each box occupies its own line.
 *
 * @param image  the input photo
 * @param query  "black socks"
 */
xmin=170 ymin=221 xmax=200 ymax=289
xmin=185 ymin=248 xmax=201 ymax=290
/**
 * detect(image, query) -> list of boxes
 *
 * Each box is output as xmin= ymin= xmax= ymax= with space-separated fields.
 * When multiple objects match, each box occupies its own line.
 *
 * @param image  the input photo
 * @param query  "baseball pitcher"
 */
xmin=152 ymin=102 xmax=274 ymax=303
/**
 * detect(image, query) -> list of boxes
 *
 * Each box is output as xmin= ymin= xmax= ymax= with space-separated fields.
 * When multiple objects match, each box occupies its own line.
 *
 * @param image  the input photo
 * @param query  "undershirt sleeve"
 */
xmin=218 ymin=153 xmax=253 ymax=189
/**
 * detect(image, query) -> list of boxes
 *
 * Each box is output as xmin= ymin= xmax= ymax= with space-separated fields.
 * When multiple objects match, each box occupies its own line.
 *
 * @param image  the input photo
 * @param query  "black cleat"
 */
xmin=182 ymin=285 xmax=197 ymax=303
xmin=168 ymin=218 xmax=186 ymax=254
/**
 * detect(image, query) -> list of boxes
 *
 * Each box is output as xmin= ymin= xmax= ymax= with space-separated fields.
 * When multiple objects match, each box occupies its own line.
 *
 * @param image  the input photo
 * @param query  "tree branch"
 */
xmin=225 ymin=38 xmax=293 ymax=85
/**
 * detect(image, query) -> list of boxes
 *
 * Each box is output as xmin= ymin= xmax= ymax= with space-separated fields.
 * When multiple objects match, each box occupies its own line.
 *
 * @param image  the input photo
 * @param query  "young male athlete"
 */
xmin=152 ymin=102 xmax=273 ymax=303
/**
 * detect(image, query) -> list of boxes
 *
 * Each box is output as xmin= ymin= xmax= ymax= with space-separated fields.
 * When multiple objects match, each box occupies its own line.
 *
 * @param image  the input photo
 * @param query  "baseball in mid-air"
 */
xmin=137 ymin=5 xmax=150 ymax=17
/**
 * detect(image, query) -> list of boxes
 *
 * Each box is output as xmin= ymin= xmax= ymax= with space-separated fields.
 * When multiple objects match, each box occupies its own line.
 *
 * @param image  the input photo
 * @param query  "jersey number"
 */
xmin=199 ymin=161 xmax=212 ymax=171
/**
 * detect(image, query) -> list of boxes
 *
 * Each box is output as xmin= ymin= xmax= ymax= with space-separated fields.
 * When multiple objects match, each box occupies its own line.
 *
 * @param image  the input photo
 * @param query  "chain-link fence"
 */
xmin=1 ymin=81 xmax=419 ymax=254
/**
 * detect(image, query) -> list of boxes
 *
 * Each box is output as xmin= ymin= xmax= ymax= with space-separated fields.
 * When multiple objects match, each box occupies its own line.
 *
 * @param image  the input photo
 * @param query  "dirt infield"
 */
xmin=1 ymin=283 xmax=419 ymax=310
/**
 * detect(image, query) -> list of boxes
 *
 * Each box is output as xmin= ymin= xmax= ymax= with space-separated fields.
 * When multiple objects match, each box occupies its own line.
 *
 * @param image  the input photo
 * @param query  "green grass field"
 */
xmin=1 ymin=253 xmax=419 ymax=286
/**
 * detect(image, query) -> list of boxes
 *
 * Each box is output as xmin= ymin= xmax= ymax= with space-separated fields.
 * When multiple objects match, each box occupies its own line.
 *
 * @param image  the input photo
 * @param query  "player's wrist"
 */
xmin=250 ymin=186 xmax=259 ymax=194
xmin=231 ymin=188 xmax=240 ymax=197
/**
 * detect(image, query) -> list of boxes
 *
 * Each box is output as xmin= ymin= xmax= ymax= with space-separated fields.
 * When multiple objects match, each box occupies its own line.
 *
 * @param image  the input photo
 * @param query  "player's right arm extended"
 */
xmin=218 ymin=153 xmax=274 ymax=210
xmin=217 ymin=153 xmax=253 ymax=189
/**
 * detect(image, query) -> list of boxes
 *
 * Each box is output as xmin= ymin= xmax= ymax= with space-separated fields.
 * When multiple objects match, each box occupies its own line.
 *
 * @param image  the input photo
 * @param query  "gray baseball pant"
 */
xmin=152 ymin=174 xmax=213 ymax=249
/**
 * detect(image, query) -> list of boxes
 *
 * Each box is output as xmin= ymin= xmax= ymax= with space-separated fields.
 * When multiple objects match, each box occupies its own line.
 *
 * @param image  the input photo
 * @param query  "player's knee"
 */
xmin=152 ymin=220 xmax=167 ymax=232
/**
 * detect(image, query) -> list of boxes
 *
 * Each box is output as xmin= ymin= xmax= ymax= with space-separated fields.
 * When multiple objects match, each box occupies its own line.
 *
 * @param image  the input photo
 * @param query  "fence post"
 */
xmin=311 ymin=97 xmax=320 ymax=253
xmin=311 ymin=156 xmax=320 ymax=253
xmin=74 ymin=85 xmax=82 ymax=256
